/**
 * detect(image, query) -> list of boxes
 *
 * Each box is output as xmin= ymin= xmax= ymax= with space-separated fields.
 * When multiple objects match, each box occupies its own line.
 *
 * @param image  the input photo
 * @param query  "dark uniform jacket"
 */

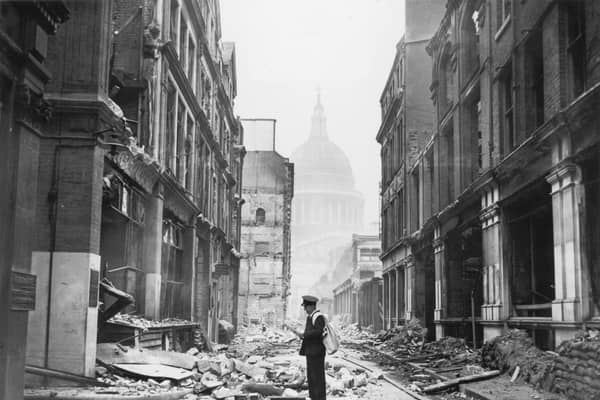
xmin=299 ymin=311 xmax=325 ymax=356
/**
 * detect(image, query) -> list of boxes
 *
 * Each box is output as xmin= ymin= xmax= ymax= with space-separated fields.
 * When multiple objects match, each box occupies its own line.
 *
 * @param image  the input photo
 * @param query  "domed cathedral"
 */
xmin=290 ymin=93 xmax=364 ymax=312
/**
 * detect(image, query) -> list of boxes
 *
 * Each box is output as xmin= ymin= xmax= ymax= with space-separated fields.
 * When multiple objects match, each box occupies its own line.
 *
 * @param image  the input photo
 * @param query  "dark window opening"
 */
xmin=506 ymin=183 xmax=554 ymax=318
xmin=169 ymin=0 xmax=178 ymax=44
xmin=444 ymin=224 xmax=483 ymax=324
xmin=179 ymin=18 xmax=187 ymax=62
xmin=583 ymin=153 xmax=600 ymax=317
xmin=524 ymin=30 xmax=544 ymax=134
xmin=461 ymin=2 xmax=481 ymax=82
xmin=441 ymin=124 xmax=455 ymax=207
xmin=566 ymin=2 xmax=586 ymax=101
xmin=165 ymin=81 xmax=176 ymax=172
xmin=411 ymin=169 xmax=420 ymax=231
xmin=255 ymin=207 xmax=266 ymax=225
xmin=185 ymin=115 xmax=193 ymax=190
xmin=0 ymin=3 xmax=22 ymax=45
xmin=440 ymin=52 xmax=455 ymax=114
xmin=500 ymin=62 xmax=515 ymax=154
xmin=254 ymin=241 xmax=269 ymax=256
xmin=161 ymin=218 xmax=185 ymax=318
xmin=175 ymin=96 xmax=185 ymax=181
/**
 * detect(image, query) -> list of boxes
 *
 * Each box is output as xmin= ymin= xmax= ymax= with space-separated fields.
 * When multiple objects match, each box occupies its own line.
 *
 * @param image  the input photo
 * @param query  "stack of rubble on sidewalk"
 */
xmin=374 ymin=318 xmax=427 ymax=357
xmin=329 ymin=315 xmax=378 ymax=348
xmin=550 ymin=329 xmax=600 ymax=400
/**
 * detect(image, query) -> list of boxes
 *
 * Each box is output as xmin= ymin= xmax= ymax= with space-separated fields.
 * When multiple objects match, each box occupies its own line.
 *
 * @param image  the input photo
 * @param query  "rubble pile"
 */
xmin=108 ymin=313 xmax=196 ymax=329
xmin=375 ymin=319 xmax=426 ymax=356
xmin=551 ymin=329 xmax=600 ymax=400
xmin=335 ymin=322 xmax=377 ymax=345
xmin=94 ymin=368 xmax=193 ymax=396
xmin=481 ymin=329 xmax=555 ymax=388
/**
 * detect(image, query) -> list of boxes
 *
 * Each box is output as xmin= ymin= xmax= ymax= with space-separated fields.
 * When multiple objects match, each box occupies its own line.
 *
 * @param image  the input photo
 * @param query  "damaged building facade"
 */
xmin=239 ymin=131 xmax=294 ymax=327
xmin=380 ymin=0 xmax=600 ymax=349
xmin=0 ymin=0 xmax=244 ymax=392
xmin=332 ymin=234 xmax=383 ymax=331
xmin=377 ymin=0 xmax=446 ymax=340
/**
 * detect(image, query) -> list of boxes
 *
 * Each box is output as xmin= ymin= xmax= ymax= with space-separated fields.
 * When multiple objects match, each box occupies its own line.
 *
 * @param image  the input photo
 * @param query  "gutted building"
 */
xmin=0 ymin=0 xmax=244 ymax=387
xmin=239 ymin=132 xmax=294 ymax=327
xmin=332 ymin=234 xmax=383 ymax=331
xmin=423 ymin=0 xmax=600 ymax=348
xmin=377 ymin=0 xmax=446 ymax=340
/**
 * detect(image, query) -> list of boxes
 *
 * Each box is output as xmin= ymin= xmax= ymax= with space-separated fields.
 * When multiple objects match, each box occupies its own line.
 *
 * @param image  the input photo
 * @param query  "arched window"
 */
xmin=255 ymin=208 xmax=265 ymax=225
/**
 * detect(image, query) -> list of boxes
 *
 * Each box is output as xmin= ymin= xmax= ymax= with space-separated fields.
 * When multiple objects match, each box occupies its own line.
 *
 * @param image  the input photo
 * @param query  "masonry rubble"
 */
xmin=57 ymin=323 xmax=386 ymax=399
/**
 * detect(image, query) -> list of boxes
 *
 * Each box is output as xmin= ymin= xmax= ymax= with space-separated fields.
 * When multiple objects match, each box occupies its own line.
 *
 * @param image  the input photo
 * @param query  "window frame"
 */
xmin=566 ymin=2 xmax=586 ymax=101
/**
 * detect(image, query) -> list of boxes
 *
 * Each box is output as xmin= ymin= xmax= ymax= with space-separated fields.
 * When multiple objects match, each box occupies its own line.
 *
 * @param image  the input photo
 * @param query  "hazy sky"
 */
xmin=220 ymin=0 xmax=406 ymax=224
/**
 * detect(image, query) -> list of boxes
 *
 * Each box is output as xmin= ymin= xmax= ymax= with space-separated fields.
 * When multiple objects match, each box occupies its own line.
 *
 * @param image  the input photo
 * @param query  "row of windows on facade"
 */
xmin=381 ymin=57 xmax=404 ymax=120
xmin=169 ymin=0 xmax=234 ymax=118
xmin=381 ymin=2 xmax=587 ymax=252
xmin=160 ymin=36 xmax=238 ymax=235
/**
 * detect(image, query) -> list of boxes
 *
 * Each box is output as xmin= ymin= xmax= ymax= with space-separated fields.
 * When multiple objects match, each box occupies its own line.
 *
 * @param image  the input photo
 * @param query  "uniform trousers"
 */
xmin=306 ymin=353 xmax=326 ymax=400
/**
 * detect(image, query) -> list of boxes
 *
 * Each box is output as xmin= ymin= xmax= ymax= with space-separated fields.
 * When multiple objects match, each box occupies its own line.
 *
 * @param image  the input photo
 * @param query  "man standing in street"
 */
xmin=292 ymin=295 xmax=326 ymax=400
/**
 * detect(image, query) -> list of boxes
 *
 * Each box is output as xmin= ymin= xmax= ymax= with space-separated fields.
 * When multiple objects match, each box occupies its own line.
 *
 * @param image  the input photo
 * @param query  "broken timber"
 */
xmin=422 ymin=370 xmax=501 ymax=393
xmin=25 ymin=365 xmax=110 ymax=387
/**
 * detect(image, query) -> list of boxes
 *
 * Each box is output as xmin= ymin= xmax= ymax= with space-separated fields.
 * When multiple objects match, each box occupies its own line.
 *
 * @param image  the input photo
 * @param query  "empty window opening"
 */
xmin=255 ymin=207 xmax=265 ymax=225
xmin=440 ymin=51 xmax=455 ymax=113
xmin=566 ymin=2 xmax=586 ymax=101
xmin=461 ymin=1 xmax=481 ymax=82
xmin=583 ymin=154 xmax=600 ymax=317
xmin=441 ymin=124 xmax=455 ymax=207
xmin=500 ymin=61 xmax=515 ymax=154
xmin=506 ymin=183 xmax=554 ymax=318
xmin=524 ymin=30 xmax=544 ymax=134
xmin=161 ymin=217 xmax=185 ymax=318
xmin=254 ymin=241 xmax=269 ymax=255
xmin=445 ymin=223 xmax=483 ymax=346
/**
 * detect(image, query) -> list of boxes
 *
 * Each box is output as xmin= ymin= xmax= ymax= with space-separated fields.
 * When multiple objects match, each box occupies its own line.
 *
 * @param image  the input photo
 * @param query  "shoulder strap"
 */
xmin=311 ymin=311 xmax=326 ymax=325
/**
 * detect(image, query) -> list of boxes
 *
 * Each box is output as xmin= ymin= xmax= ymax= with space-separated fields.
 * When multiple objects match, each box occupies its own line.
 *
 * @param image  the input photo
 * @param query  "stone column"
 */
xmin=142 ymin=190 xmax=164 ymax=319
xmin=405 ymin=257 xmax=416 ymax=321
xmin=434 ymin=225 xmax=446 ymax=339
xmin=383 ymin=272 xmax=389 ymax=329
xmin=480 ymin=181 xmax=505 ymax=341
xmin=547 ymin=162 xmax=588 ymax=343
xmin=395 ymin=265 xmax=402 ymax=324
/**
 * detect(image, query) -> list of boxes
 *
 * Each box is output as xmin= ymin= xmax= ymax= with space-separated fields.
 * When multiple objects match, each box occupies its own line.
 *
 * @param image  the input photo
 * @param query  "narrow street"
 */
xmin=3 ymin=1 xmax=600 ymax=399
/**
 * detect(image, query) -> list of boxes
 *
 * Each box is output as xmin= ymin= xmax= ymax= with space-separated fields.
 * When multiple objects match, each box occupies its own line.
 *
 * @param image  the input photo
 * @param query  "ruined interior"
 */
xmin=100 ymin=170 xmax=145 ymax=316
xmin=444 ymin=217 xmax=482 ymax=345
xmin=582 ymin=150 xmax=600 ymax=317
xmin=505 ymin=182 xmax=554 ymax=319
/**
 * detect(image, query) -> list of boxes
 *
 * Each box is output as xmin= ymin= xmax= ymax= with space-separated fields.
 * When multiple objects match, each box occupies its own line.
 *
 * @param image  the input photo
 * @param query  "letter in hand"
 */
xmin=284 ymin=321 xmax=304 ymax=339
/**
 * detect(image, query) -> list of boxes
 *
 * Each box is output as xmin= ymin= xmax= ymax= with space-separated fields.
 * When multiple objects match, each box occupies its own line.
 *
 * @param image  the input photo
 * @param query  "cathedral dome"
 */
xmin=292 ymin=136 xmax=355 ymax=191
xmin=291 ymin=94 xmax=356 ymax=192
